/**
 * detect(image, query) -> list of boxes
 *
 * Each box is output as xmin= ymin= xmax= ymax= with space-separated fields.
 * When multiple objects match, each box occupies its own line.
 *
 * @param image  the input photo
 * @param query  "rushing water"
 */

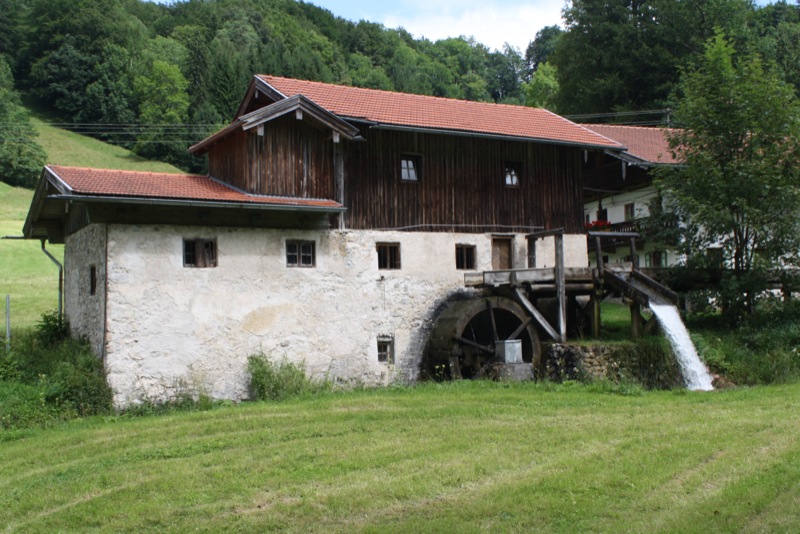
xmin=649 ymin=302 xmax=714 ymax=391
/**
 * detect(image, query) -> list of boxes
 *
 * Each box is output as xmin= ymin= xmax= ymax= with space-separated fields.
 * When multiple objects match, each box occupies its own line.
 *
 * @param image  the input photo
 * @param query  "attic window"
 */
xmin=377 ymin=242 xmax=401 ymax=270
xmin=400 ymin=155 xmax=419 ymax=182
xmin=505 ymin=162 xmax=522 ymax=187
xmin=184 ymin=239 xmax=217 ymax=268
xmin=286 ymin=240 xmax=315 ymax=268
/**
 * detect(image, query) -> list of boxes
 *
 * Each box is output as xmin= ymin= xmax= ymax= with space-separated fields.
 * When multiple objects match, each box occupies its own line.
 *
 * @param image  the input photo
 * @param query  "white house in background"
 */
xmin=582 ymin=124 xmax=681 ymax=268
xmin=22 ymin=76 xmax=623 ymax=406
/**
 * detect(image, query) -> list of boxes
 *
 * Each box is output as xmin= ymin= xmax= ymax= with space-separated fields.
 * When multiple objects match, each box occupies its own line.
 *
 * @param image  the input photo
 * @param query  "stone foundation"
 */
xmin=543 ymin=342 xmax=681 ymax=388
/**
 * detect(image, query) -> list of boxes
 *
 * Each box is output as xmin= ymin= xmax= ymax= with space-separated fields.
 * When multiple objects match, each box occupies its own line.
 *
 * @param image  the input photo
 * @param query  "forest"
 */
xmin=0 ymin=0 xmax=799 ymax=181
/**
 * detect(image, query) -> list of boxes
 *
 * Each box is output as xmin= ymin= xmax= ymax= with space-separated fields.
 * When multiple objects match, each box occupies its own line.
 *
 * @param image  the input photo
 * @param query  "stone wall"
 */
xmin=64 ymin=224 xmax=106 ymax=358
xmin=96 ymin=223 xmax=589 ymax=406
xmin=544 ymin=341 xmax=682 ymax=388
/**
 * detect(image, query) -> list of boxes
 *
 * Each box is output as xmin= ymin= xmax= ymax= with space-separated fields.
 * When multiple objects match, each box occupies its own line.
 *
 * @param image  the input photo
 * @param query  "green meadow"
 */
xmin=2 ymin=381 xmax=799 ymax=533
xmin=0 ymin=119 xmax=182 ymax=330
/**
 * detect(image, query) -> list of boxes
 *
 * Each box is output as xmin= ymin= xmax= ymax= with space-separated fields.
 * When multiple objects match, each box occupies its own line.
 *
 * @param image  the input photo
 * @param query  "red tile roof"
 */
xmin=47 ymin=165 xmax=342 ymax=209
xmin=583 ymin=124 xmax=680 ymax=165
xmin=257 ymin=76 xmax=622 ymax=150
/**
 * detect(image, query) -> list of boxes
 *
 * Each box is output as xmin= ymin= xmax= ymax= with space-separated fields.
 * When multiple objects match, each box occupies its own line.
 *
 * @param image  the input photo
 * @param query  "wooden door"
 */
xmin=492 ymin=238 xmax=513 ymax=270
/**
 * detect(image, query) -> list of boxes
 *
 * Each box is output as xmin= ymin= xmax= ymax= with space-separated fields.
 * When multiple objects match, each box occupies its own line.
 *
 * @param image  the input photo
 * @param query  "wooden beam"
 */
xmin=334 ymin=141 xmax=345 ymax=230
xmin=514 ymin=287 xmax=562 ymax=342
xmin=526 ymin=227 xmax=565 ymax=239
xmin=630 ymin=270 xmax=678 ymax=304
xmin=631 ymin=302 xmax=642 ymax=338
xmin=555 ymin=233 xmax=566 ymax=341
xmin=480 ymin=267 xmax=594 ymax=287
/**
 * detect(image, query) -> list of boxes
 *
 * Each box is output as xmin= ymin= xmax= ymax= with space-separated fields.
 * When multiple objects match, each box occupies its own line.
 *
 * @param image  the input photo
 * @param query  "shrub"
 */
xmin=247 ymin=354 xmax=330 ymax=401
xmin=689 ymin=299 xmax=800 ymax=385
xmin=0 ymin=311 xmax=113 ymax=426
xmin=40 ymin=341 xmax=113 ymax=416
xmin=35 ymin=310 xmax=70 ymax=347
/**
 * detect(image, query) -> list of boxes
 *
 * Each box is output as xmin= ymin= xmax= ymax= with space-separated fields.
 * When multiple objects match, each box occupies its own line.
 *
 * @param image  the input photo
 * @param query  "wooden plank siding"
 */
xmin=343 ymin=128 xmax=585 ymax=233
xmin=207 ymin=119 xmax=586 ymax=234
xmin=208 ymin=114 xmax=334 ymax=199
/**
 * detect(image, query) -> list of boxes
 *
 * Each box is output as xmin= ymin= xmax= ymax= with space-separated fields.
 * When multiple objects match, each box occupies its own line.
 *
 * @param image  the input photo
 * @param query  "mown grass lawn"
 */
xmin=2 ymin=381 xmax=799 ymax=533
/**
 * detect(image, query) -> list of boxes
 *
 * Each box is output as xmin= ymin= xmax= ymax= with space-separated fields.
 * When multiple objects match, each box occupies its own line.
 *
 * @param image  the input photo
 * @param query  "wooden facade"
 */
xmin=343 ymin=127 xmax=585 ymax=233
xmin=208 ymin=114 xmax=334 ymax=200
xmin=207 ymin=116 xmax=587 ymax=235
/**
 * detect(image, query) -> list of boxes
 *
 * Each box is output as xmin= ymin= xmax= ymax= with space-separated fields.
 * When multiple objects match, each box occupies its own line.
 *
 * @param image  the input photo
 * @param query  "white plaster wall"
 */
xmin=584 ymin=186 xmax=655 ymax=225
xmin=64 ymin=224 xmax=106 ymax=357
xmin=101 ymin=224 xmax=589 ymax=406
xmin=534 ymin=235 xmax=589 ymax=269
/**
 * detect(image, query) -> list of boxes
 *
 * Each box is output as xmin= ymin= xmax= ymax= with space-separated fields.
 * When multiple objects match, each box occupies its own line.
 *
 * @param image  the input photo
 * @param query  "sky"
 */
xmin=306 ymin=0 xmax=565 ymax=52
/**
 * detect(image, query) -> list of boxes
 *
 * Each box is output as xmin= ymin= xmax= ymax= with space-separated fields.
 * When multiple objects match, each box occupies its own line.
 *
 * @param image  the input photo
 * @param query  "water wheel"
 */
xmin=424 ymin=295 xmax=541 ymax=379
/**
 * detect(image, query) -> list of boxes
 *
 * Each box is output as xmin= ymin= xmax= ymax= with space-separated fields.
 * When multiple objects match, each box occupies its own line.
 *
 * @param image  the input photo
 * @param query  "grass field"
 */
xmin=1 ymin=118 xmax=183 ymax=330
xmin=1 ymin=381 xmax=799 ymax=532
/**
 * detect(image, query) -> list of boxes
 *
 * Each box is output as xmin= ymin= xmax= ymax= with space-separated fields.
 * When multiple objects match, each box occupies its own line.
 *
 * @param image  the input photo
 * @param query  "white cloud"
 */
xmin=309 ymin=0 xmax=564 ymax=52
xmin=379 ymin=0 xmax=564 ymax=52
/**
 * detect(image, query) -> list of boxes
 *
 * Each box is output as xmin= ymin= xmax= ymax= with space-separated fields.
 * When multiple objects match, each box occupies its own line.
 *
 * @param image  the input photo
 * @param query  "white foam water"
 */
xmin=649 ymin=302 xmax=714 ymax=391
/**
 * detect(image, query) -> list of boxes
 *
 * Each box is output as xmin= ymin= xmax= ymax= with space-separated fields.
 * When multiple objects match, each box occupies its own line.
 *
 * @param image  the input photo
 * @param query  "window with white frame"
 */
xmin=400 ymin=155 xmax=420 ymax=182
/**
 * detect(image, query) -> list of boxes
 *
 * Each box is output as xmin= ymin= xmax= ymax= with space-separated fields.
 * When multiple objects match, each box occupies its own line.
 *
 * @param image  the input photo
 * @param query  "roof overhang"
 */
xmin=190 ymin=93 xmax=361 ymax=155
xmin=602 ymin=148 xmax=679 ymax=168
xmin=24 ymin=166 xmax=345 ymax=244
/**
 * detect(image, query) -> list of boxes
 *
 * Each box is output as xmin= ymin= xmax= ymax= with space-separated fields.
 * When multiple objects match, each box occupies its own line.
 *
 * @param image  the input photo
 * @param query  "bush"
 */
xmin=40 ymin=342 xmax=113 ymax=416
xmin=247 ymin=354 xmax=330 ymax=401
xmin=0 ymin=311 xmax=113 ymax=427
xmin=689 ymin=299 xmax=800 ymax=385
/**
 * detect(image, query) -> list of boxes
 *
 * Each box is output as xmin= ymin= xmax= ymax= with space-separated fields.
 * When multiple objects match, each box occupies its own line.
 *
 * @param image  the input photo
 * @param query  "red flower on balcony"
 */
xmin=584 ymin=220 xmax=612 ymax=231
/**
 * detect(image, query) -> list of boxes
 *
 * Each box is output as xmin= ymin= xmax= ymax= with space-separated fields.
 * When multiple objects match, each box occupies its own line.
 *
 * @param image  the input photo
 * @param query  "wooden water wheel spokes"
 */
xmin=425 ymin=295 xmax=541 ymax=380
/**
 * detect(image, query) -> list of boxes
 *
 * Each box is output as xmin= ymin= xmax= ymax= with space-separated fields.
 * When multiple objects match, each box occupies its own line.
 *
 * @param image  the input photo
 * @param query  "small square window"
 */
xmin=377 ymin=335 xmax=394 ymax=364
xmin=505 ymin=162 xmax=522 ymax=186
xmin=455 ymin=244 xmax=476 ymax=270
xmin=400 ymin=155 xmax=419 ymax=182
xmin=377 ymin=242 xmax=401 ymax=270
xmin=596 ymin=208 xmax=608 ymax=222
xmin=286 ymin=240 xmax=315 ymax=267
xmin=184 ymin=239 xmax=217 ymax=268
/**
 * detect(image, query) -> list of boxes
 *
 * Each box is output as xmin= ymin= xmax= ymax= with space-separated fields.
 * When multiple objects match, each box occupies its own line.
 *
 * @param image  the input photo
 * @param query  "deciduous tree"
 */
xmin=655 ymin=32 xmax=800 ymax=317
xmin=0 ymin=56 xmax=46 ymax=188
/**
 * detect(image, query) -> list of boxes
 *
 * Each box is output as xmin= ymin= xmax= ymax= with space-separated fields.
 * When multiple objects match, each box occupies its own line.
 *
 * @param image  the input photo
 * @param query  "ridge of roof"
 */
xmin=190 ymin=93 xmax=361 ymax=155
xmin=255 ymin=75 xmax=623 ymax=150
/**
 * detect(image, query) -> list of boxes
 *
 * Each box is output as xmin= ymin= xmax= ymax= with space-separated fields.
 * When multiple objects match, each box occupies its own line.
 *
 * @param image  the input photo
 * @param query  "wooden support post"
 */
xmin=594 ymin=236 xmax=604 ymax=279
xmin=555 ymin=233 xmax=566 ymax=342
xmin=630 ymin=302 xmax=642 ymax=338
xmin=334 ymin=142 xmax=345 ymax=230
xmin=591 ymin=289 xmax=602 ymax=339
xmin=629 ymin=237 xmax=638 ymax=269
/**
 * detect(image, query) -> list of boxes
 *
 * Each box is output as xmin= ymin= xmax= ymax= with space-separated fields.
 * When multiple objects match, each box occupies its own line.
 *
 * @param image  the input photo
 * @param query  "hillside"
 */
xmin=0 ymin=118 xmax=183 ymax=330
